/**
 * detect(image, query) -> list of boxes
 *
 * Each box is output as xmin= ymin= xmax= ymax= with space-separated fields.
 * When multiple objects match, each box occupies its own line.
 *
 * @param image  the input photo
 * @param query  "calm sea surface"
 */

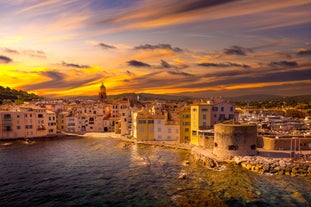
xmin=1 ymin=137 xmax=311 ymax=207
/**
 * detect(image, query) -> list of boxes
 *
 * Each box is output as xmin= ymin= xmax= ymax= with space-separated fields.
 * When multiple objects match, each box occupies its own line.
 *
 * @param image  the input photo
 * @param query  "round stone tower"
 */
xmin=213 ymin=123 xmax=257 ymax=159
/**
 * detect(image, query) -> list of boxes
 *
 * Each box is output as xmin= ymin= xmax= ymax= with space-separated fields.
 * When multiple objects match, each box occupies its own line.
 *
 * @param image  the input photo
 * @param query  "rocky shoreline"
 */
xmin=233 ymin=155 xmax=311 ymax=176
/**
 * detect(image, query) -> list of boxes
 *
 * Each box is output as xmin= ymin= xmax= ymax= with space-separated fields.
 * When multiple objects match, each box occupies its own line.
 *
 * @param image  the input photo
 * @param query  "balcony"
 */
xmin=37 ymin=125 xmax=46 ymax=131
xmin=199 ymin=126 xmax=211 ymax=130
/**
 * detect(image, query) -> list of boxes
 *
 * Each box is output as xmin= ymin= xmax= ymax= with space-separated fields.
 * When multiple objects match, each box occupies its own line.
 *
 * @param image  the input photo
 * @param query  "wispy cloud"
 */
xmin=24 ymin=50 xmax=46 ymax=58
xmin=1 ymin=48 xmax=19 ymax=54
xmin=134 ymin=44 xmax=183 ymax=53
xmin=0 ymin=55 xmax=13 ymax=63
xmin=269 ymin=61 xmax=298 ymax=67
xmin=224 ymin=46 xmax=253 ymax=56
xmin=95 ymin=0 xmax=311 ymax=33
xmin=167 ymin=70 xmax=193 ymax=77
xmin=297 ymin=48 xmax=311 ymax=56
xmin=99 ymin=43 xmax=116 ymax=49
xmin=127 ymin=60 xmax=151 ymax=67
xmin=1 ymin=47 xmax=46 ymax=58
xmin=198 ymin=62 xmax=250 ymax=68
xmin=25 ymin=70 xmax=100 ymax=90
xmin=62 ymin=61 xmax=90 ymax=69
xmin=161 ymin=60 xmax=173 ymax=68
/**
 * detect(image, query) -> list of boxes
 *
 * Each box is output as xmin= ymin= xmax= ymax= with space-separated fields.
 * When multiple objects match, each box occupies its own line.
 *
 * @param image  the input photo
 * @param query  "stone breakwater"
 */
xmin=191 ymin=147 xmax=220 ymax=169
xmin=233 ymin=156 xmax=311 ymax=176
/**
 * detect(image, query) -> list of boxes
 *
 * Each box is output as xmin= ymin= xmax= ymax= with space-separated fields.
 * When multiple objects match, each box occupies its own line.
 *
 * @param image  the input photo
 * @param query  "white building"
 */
xmin=154 ymin=117 xmax=179 ymax=141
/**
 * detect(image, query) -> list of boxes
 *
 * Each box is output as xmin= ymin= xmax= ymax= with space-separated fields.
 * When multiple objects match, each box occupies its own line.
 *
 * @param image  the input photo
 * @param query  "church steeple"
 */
xmin=99 ymin=82 xmax=107 ymax=102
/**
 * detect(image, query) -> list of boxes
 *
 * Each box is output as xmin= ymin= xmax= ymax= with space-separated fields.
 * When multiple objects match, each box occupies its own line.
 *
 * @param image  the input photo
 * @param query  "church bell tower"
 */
xmin=99 ymin=82 xmax=107 ymax=102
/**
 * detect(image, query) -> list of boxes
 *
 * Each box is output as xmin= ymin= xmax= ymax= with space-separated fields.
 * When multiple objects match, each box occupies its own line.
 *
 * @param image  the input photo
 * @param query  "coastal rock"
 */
xmin=233 ymin=155 xmax=311 ymax=176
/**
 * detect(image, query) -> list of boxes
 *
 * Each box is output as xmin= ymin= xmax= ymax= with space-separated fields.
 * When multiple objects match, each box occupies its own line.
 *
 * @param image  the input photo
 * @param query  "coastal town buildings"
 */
xmin=2 ymin=82 xmax=310 ymax=160
xmin=190 ymin=100 xmax=235 ymax=146
xmin=0 ymin=107 xmax=56 ymax=139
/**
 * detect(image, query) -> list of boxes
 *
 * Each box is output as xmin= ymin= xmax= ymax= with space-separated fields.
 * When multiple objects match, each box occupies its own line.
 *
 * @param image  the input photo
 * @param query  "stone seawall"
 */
xmin=233 ymin=156 xmax=311 ymax=176
xmin=191 ymin=147 xmax=220 ymax=169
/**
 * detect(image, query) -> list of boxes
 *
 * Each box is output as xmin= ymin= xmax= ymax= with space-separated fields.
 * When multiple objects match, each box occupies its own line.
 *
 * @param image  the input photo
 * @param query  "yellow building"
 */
xmin=190 ymin=103 xmax=212 ymax=145
xmin=179 ymin=106 xmax=191 ymax=144
xmin=132 ymin=110 xmax=154 ymax=141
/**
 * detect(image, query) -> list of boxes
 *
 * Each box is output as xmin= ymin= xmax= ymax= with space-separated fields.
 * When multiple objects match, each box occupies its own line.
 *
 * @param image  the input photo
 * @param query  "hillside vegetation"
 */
xmin=0 ymin=86 xmax=42 ymax=105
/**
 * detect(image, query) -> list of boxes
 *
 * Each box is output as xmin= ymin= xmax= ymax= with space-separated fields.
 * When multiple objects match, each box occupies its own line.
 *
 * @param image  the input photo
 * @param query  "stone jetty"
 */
xmin=233 ymin=155 xmax=311 ymax=176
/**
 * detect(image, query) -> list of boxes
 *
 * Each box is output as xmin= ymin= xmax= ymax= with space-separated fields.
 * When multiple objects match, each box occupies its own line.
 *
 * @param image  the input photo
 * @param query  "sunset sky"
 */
xmin=0 ymin=0 xmax=311 ymax=98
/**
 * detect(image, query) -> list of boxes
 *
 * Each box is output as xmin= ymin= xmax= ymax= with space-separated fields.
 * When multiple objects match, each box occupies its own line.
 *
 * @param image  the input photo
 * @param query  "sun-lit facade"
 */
xmin=0 ymin=107 xmax=56 ymax=139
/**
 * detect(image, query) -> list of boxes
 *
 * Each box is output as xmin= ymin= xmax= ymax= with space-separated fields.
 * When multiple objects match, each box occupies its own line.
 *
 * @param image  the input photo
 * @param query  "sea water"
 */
xmin=1 ymin=137 xmax=311 ymax=207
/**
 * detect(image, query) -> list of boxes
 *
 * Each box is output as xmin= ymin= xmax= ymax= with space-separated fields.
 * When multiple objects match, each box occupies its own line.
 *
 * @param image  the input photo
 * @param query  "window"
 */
xmin=230 ymin=107 xmax=233 ymax=112
xmin=202 ymin=108 xmax=208 ymax=112
xmin=17 ymin=115 xmax=20 ymax=118
xmin=168 ymin=128 xmax=172 ymax=133
xmin=203 ymin=114 xmax=206 ymax=120
xmin=185 ymin=128 xmax=189 ymax=132
xmin=148 ymin=120 xmax=154 ymax=124
xmin=158 ymin=128 xmax=161 ymax=132
xmin=192 ymin=108 xmax=197 ymax=112
xmin=251 ymin=144 xmax=256 ymax=150
xmin=158 ymin=120 xmax=162 ymax=124
xmin=192 ymin=130 xmax=197 ymax=136
xmin=228 ymin=145 xmax=238 ymax=150
xmin=5 ymin=126 xmax=12 ymax=131
xmin=219 ymin=114 xmax=225 ymax=121
xmin=4 ymin=114 xmax=11 ymax=119
xmin=140 ymin=127 xmax=144 ymax=132
xmin=16 ymin=126 xmax=21 ymax=130
xmin=183 ymin=114 xmax=190 ymax=118
xmin=214 ymin=142 xmax=218 ymax=147
xmin=221 ymin=107 xmax=224 ymax=112
xmin=49 ymin=129 xmax=54 ymax=133
xmin=212 ymin=107 xmax=218 ymax=111
xmin=149 ymin=127 xmax=153 ymax=132
xmin=138 ymin=120 xmax=147 ymax=124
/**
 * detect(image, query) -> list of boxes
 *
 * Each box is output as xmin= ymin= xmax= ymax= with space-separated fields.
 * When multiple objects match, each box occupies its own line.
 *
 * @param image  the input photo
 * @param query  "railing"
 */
xmin=199 ymin=126 xmax=212 ymax=130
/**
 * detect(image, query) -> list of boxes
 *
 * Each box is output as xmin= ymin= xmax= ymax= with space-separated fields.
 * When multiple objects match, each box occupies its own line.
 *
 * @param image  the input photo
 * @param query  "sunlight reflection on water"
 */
xmin=0 ymin=137 xmax=311 ymax=207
